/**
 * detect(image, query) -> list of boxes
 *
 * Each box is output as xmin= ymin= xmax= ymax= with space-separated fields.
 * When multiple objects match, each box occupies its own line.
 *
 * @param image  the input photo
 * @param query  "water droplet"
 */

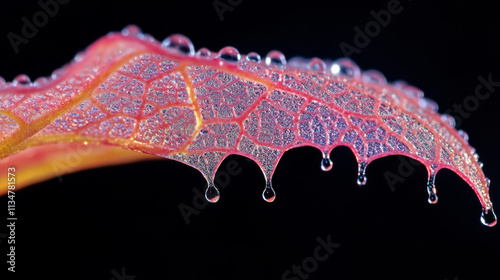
xmin=418 ymin=98 xmax=439 ymax=112
xmin=481 ymin=207 xmax=497 ymax=227
xmin=331 ymin=58 xmax=360 ymax=78
xmin=33 ymin=77 xmax=48 ymax=87
xmin=362 ymin=69 xmax=387 ymax=84
xmin=246 ymin=52 xmax=261 ymax=62
xmin=262 ymin=180 xmax=276 ymax=202
xmin=479 ymin=161 xmax=484 ymax=168
xmin=12 ymin=74 xmax=31 ymax=86
xmin=73 ymin=51 xmax=84 ymax=62
xmin=308 ymin=57 xmax=326 ymax=71
xmin=217 ymin=46 xmax=241 ymax=62
xmin=265 ymin=50 xmax=286 ymax=66
xmin=393 ymin=81 xmax=424 ymax=98
xmin=142 ymin=34 xmax=155 ymax=42
xmin=357 ymin=161 xmax=367 ymax=186
xmin=205 ymin=182 xmax=220 ymax=203
xmin=427 ymin=183 xmax=438 ymax=204
xmin=458 ymin=129 xmax=469 ymax=142
xmin=121 ymin=25 xmax=142 ymax=36
xmin=427 ymin=170 xmax=438 ymax=204
xmin=321 ymin=151 xmax=332 ymax=172
xmin=440 ymin=114 xmax=456 ymax=127
xmin=196 ymin=48 xmax=211 ymax=58
xmin=426 ymin=99 xmax=438 ymax=111
xmin=162 ymin=34 xmax=195 ymax=55
xmin=51 ymin=68 xmax=65 ymax=80
xmin=288 ymin=56 xmax=307 ymax=68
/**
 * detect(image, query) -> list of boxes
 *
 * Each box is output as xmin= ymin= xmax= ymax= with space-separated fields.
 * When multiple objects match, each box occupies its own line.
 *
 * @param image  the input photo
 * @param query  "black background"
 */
xmin=1 ymin=0 xmax=499 ymax=279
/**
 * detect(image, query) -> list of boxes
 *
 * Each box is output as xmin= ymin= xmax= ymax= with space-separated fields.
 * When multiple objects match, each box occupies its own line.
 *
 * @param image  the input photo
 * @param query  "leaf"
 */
xmin=0 ymin=26 xmax=495 ymax=226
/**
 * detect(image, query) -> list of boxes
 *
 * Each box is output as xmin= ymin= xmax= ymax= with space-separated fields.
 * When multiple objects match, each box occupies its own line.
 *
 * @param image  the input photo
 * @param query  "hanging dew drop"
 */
xmin=357 ymin=175 xmax=367 ymax=186
xmin=320 ymin=151 xmax=332 ymax=172
xmin=217 ymin=46 xmax=241 ymax=62
xmin=262 ymin=180 xmax=276 ymax=203
xmin=162 ymin=34 xmax=195 ymax=55
xmin=205 ymin=182 xmax=220 ymax=203
xmin=321 ymin=157 xmax=333 ymax=172
xmin=356 ymin=161 xmax=367 ymax=186
xmin=426 ymin=170 xmax=438 ymax=204
xmin=427 ymin=184 xmax=438 ymax=204
xmin=481 ymin=207 xmax=497 ymax=227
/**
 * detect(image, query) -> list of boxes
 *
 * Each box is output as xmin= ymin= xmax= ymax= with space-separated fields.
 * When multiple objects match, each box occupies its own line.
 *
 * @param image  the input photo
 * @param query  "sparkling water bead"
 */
xmin=331 ymin=58 xmax=360 ymax=78
xmin=308 ymin=57 xmax=326 ymax=71
xmin=481 ymin=207 xmax=497 ymax=227
xmin=217 ymin=46 xmax=241 ymax=62
xmin=13 ymin=74 xmax=31 ymax=86
xmin=121 ymin=25 xmax=142 ymax=36
xmin=265 ymin=50 xmax=286 ymax=66
xmin=356 ymin=161 xmax=367 ymax=186
xmin=246 ymin=52 xmax=261 ymax=62
xmin=196 ymin=48 xmax=212 ymax=58
xmin=426 ymin=167 xmax=438 ymax=204
xmin=321 ymin=152 xmax=333 ymax=172
xmin=262 ymin=180 xmax=276 ymax=202
xmin=427 ymin=183 xmax=438 ymax=204
xmin=205 ymin=182 xmax=220 ymax=203
xmin=393 ymin=80 xmax=425 ymax=98
xmin=162 ymin=34 xmax=195 ymax=55
xmin=362 ymin=69 xmax=387 ymax=84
